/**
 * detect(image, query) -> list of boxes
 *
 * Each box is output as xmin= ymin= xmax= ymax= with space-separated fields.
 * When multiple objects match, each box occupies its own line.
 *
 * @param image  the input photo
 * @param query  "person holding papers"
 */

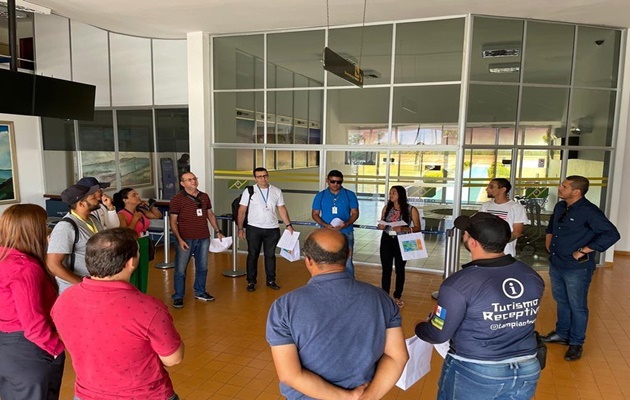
xmin=237 ymin=167 xmax=294 ymax=292
xmin=377 ymin=186 xmax=421 ymax=309
xmin=415 ymin=212 xmax=544 ymax=400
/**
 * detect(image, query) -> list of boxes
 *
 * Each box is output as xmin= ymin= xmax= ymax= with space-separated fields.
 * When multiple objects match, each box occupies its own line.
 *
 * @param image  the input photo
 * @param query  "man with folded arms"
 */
xmin=52 ymin=228 xmax=183 ymax=400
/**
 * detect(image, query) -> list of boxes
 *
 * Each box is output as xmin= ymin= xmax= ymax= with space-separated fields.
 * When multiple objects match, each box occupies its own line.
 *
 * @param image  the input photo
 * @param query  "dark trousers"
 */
xmin=0 ymin=331 xmax=65 ymax=400
xmin=380 ymin=233 xmax=406 ymax=299
xmin=246 ymin=225 xmax=281 ymax=284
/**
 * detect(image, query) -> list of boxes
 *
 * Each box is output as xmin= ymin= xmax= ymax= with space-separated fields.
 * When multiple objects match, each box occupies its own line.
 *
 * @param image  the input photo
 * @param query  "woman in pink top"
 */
xmin=114 ymin=188 xmax=162 ymax=293
xmin=0 ymin=204 xmax=65 ymax=400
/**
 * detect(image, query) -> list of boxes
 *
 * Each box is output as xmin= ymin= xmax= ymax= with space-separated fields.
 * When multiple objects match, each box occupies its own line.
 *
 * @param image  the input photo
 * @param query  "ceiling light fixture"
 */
xmin=0 ymin=0 xmax=50 ymax=15
xmin=482 ymin=43 xmax=521 ymax=58
xmin=488 ymin=63 xmax=520 ymax=74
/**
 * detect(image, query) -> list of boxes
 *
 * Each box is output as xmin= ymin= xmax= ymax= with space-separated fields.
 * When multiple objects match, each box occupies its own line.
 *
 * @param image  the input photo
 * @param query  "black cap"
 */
xmin=77 ymin=176 xmax=110 ymax=189
xmin=61 ymin=184 xmax=101 ymax=206
xmin=454 ymin=212 xmax=511 ymax=249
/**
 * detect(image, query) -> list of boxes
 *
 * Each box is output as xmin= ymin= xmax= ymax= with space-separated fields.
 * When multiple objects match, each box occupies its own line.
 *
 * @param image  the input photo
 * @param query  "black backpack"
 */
xmin=231 ymin=186 xmax=254 ymax=228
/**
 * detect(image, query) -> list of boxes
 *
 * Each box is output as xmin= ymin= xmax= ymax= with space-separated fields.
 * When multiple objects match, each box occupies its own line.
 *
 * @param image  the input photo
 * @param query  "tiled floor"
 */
xmin=58 ymin=250 xmax=630 ymax=399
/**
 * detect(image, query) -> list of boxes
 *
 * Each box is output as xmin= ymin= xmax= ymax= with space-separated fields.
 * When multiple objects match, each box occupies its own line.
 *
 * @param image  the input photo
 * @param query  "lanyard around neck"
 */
xmin=71 ymin=210 xmax=98 ymax=234
xmin=257 ymin=185 xmax=270 ymax=206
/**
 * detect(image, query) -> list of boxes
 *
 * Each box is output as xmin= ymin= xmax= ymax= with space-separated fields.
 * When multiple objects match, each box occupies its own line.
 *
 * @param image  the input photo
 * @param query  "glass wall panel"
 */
xmin=392 ymin=85 xmax=460 ymax=144
xmin=574 ymin=27 xmax=621 ymax=88
xmin=213 ymin=35 xmax=264 ymax=90
xmin=41 ymin=117 xmax=75 ymax=151
xmin=523 ymin=22 xmax=574 ymax=85
xmin=462 ymin=149 xmax=513 ymax=204
xmin=467 ymin=84 xmax=518 ymax=145
xmin=117 ymin=110 xmax=153 ymax=187
xmin=78 ymin=110 xmax=115 ymax=185
xmin=566 ymin=151 xmax=611 ymax=209
xmin=155 ymin=108 xmax=189 ymax=198
xmin=395 ymin=18 xmax=465 ymax=83
xmin=518 ymin=87 xmax=569 ymax=146
xmin=214 ymin=92 xmax=264 ymax=143
xmin=569 ymin=89 xmax=616 ymax=147
xmin=326 ymin=87 xmax=390 ymax=144
xmin=470 ymin=17 xmax=524 ymax=83
xmin=328 ymin=24 xmax=393 ymax=86
xmin=268 ymin=30 xmax=325 ymax=88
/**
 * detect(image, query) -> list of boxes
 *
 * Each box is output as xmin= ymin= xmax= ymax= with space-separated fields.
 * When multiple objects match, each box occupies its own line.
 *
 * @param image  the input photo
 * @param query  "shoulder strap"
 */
xmin=61 ymin=217 xmax=80 ymax=272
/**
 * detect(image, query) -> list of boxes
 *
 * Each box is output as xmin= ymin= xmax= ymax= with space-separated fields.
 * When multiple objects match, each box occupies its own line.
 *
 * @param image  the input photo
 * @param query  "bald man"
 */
xmin=266 ymin=229 xmax=408 ymax=400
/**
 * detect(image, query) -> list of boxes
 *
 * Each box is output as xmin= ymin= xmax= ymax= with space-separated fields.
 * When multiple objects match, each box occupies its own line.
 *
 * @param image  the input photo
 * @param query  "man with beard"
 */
xmin=479 ymin=178 xmax=528 ymax=257
xmin=416 ymin=212 xmax=544 ymax=400
xmin=48 ymin=184 xmax=105 ymax=293
xmin=76 ymin=176 xmax=120 ymax=229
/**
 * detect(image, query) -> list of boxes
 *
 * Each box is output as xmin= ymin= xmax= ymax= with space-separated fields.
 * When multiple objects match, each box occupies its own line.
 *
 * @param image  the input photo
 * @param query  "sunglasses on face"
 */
xmin=329 ymin=180 xmax=343 ymax=184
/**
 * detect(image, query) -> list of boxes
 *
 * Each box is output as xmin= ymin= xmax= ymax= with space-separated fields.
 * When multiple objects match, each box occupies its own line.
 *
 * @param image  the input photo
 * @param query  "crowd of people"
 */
xmin=0 ymin=170 xmax=620 ymax=400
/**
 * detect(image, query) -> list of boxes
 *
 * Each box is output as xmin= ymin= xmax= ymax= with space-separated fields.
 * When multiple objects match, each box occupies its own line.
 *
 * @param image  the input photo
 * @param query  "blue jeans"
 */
xmin=172 ymin=237 xmax=210 ymax=300
xmin=549 ymin=265 xmax=594 ymax=345
xmin=343 ymin=232 xmax=355 ymax=278
xmin=438 ymin=355 xmax=540 ymax=400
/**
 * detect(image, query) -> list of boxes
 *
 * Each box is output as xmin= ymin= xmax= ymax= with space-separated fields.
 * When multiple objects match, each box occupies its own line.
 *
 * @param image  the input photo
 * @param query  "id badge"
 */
xmin=196 ymin=208 xmax=203 ymax=217
xmin=332 ymin=206 xmax=338 ymax=215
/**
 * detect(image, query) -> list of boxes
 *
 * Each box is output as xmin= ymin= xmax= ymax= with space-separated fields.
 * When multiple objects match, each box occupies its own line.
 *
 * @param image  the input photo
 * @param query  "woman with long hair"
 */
xmin=113 ymin=188 xmax=162 ymax=293
xmin=0 ymin=204 xmax=65 ymax=400
xmin=377 ymin=186 xmax=421 ymax=308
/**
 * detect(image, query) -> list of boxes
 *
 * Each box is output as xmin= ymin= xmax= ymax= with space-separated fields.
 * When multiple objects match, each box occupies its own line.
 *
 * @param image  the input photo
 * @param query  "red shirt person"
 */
xmin=52 ymin=228 xmax=184 ymax=400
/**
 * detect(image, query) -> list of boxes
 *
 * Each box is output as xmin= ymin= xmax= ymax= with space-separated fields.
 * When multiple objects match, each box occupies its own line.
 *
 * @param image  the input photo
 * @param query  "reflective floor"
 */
xmin=58 ymin=250 xmax=630 ymax=399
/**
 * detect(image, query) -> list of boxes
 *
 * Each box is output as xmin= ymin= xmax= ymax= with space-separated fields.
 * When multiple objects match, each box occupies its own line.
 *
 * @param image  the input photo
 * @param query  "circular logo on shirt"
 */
xmin=502 ymin=278 xmax=524 ymax=299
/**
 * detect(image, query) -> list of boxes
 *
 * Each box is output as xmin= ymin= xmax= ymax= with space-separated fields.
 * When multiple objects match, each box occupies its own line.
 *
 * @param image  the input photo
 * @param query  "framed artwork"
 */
xmin=0 ymin=122 xmax=19 ymax=204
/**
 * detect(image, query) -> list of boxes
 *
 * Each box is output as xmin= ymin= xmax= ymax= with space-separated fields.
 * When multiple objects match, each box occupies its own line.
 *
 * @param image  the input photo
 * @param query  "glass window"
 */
xmin=117 ymin=110 xmax=153 ymax=187
xmin=155 ymin=108 xmax=189 ymax=153
xmin=467 ymin=84 xmax=519 ymax=145
xmin=214 ymin=92 xmax=264 ymax=144
xmin=569 ymin=89 xmax=616 ymax=147
xmin=395 ymin=18 xmax=465 ymax=83
xmin=518 ymin=87 xmax=570 ymax=146
xmin=326 ymin=87 xmax=390 ymax=144
xmin=213 ymin=35 xmax=264 ymax=90
xmin=523 ymin=22 xmax=574 ymax=85
xmin=462 ymin=149 xmax=514 ymax=204
xmin=77 ymin=110 xmax=115 ymax=185
xmin=470 ymin=17 xmax=524 ymax=83
xmin=328 ymin=24 xmax=393 ymax=86
xmin=574 ymin=27 xmax=621 ymax=88
xmin=268 ymin=30 xmax=325 ymax=88
xmin=566 ymin=151 xmax=612 ymax=209
xmin=41 ymin=117 xmax=75 ymax=151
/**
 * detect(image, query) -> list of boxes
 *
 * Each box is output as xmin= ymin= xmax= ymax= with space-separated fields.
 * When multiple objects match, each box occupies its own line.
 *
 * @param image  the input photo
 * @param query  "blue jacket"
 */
xmin=546 ymin=197 xmax=620 ymax=270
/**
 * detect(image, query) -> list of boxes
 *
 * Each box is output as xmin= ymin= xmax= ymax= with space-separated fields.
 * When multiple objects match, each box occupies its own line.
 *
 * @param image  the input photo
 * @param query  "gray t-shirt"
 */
xmin=47 ymin=212 xmax=103 ymax=293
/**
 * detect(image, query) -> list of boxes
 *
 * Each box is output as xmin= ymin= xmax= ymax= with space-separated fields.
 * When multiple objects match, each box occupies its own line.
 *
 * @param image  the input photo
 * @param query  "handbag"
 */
xmin=396 ymin=232 xmax=428 ymax=261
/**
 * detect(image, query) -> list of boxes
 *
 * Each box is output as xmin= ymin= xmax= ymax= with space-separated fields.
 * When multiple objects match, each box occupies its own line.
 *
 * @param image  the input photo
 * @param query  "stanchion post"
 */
xmin=432 ymin=228 xmax=455 ymax=300
xmin=222 ymin=219 xmax=246 ymax=277
xmin=156 ymin=211 xmax=174 ymax=269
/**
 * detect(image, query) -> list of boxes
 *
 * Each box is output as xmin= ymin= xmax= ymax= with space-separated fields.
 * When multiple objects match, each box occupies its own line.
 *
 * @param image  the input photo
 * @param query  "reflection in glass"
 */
xmin=523 ymin=22 xmax=574 ymax=85
xmin=569 ymin=89 xmax=616 ymax=147
xmin=328 ymin=24 xmax=393 ymax=86
xmin=117 ymin=110 xmax=153 ymax=152
xmin=213 ymin=35 xmax=264 ymax=90
xmin=78 ymin=111 xmax=115 ymax=185
xmin=467 ymin=84 xmax=518 ymax=145
xmin=327 ymin=87 xmax=389 ymax=145
xmin=155 ymin=109 xmax=189 ymax=153
xmin=395 ymin=18 xmax=465 ymax=83
xmin=41 ymin=118 xmax=76 ymax=151
xmin=574 ymin=27 xmax=621 ymax=88
xmin=519 ymin=87 xmax=569 ymax=146
xmin=470 ymin=17 xmax=523 ymax=83
xmin=566 ymin=152 xmax=611 ymax=209
xmin=215 ymin=92 xmax=264 ymax=144
xmin=462 ymin=149 xmax=513 ymax=204
xmin=268 ymin=30 xmax=324 ymax=88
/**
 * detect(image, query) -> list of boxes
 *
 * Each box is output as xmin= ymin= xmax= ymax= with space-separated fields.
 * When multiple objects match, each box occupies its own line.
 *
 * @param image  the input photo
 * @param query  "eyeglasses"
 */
xmin=329 ymin=180 xmax=343 ymax=184
xmin=183 ymin=177 xmax=198 ymax=182
xmin=558 ymin=209 xmax=569 ymax=223
xmin=255 ymin=175 xmax=269 ymax=179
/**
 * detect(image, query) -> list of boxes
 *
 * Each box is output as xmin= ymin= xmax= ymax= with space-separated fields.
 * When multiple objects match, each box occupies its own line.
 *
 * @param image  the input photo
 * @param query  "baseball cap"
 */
xmin=77 ymin=176 xmax=111 ymax=189
xmin=454 ymin=212 xmax=511 ymax=249
xmin=61 ymin=184 xmax=101 ymax=206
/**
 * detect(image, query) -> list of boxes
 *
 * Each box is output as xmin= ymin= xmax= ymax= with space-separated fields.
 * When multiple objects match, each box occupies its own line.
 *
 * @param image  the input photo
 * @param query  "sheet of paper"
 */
xmin=377 ymin=220 xmax=408 ymax=227
xmin=434 ymin=341 xmax=449 ymax=358
xmin=330 ymin=217 xmax=345 ymax=227
xmin=395 ymin=336 xmax=433 ymax=390
xmin=209 ymin=237 xmax=232 ymax=253
xmin=276 ymin=229 xmax=300 ymax=249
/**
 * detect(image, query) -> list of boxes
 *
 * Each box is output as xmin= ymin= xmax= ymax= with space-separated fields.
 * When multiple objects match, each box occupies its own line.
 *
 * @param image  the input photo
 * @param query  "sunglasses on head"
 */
xmin=558 ymin=209 xmax=569 ymax=223
xmin=329 ymin=180 xmax=343 ymax=184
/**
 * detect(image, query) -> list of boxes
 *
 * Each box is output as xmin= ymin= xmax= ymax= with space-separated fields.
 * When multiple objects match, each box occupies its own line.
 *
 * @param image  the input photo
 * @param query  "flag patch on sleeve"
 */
xmin=431 ymin=304 xmax=447 ymax=330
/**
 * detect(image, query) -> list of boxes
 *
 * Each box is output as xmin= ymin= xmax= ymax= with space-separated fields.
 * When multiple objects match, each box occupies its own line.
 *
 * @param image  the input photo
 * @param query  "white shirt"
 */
xmin=240 ymin=184 xmax=285 ymax=229
xmin=479 ymin=199 xmax=529 ymax=257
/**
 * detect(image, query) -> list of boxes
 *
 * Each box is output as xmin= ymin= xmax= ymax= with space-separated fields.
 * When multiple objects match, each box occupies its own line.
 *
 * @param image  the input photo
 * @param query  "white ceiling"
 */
xmin=25 ymin=0 xmax=630 ymax=39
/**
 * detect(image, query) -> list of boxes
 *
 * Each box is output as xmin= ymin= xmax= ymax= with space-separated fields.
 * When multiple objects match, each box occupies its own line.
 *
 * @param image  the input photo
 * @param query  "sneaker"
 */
xmin=194 ymin=292 xmax=215 ymax=302
xmin=266 ymin=281 xmax=281 ymax=290
xmin=173 ymin=298 xmax=184 ymax=309
xmin=247 ymin=283 xmax=256 ymax=292
xmin=564 ymin=345 xmax=583 ymax=361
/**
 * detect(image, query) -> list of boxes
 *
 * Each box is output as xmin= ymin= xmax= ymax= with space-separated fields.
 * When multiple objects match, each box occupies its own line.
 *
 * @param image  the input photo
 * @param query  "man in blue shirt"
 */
xmin=311 ymin=170 xmax=359 ymax=277
xmin=542 ymin=175 xmax=620 ymax=361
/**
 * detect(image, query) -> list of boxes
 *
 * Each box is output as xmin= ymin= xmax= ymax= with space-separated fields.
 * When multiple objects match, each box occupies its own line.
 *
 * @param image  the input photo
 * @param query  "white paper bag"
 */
xmin=397 ymin=232 xmax=428 ymax=261
xmin=280 ymin=240 xmax=301 ymax=262
xmin=395 ymin=336 xmax=433 ymax=390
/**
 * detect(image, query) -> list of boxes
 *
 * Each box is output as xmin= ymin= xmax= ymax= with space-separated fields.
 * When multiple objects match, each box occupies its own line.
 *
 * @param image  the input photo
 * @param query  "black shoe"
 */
xmin=194 ymin=292 xmax=215 ymax=302
xmin=564 ymin=345 xmax=583 ymax=361
xmin=266 ymin=281 xmax=281 ymax=290
xmin=541 ymin=331 xmax=569 ymax=345
xmin=173 ymin=298 xmax=184 ymax=309
xmin=247 ymin=283 xmax=256 ymax=292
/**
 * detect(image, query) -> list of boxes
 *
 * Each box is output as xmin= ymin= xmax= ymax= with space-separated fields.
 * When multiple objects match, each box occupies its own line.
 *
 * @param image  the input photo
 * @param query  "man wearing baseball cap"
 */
xmin=415 ymin=212 xmax=544 ymax=400
xmin=76 ymin=177 xmax=120 ymax=229
xmin=47 ymin=184 xmax=105 ymax=293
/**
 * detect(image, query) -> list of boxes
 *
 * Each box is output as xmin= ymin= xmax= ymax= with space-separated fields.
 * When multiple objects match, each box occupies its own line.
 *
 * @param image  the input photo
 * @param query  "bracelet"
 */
xmin=216 ymin=229 xmax=223 ymax=234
